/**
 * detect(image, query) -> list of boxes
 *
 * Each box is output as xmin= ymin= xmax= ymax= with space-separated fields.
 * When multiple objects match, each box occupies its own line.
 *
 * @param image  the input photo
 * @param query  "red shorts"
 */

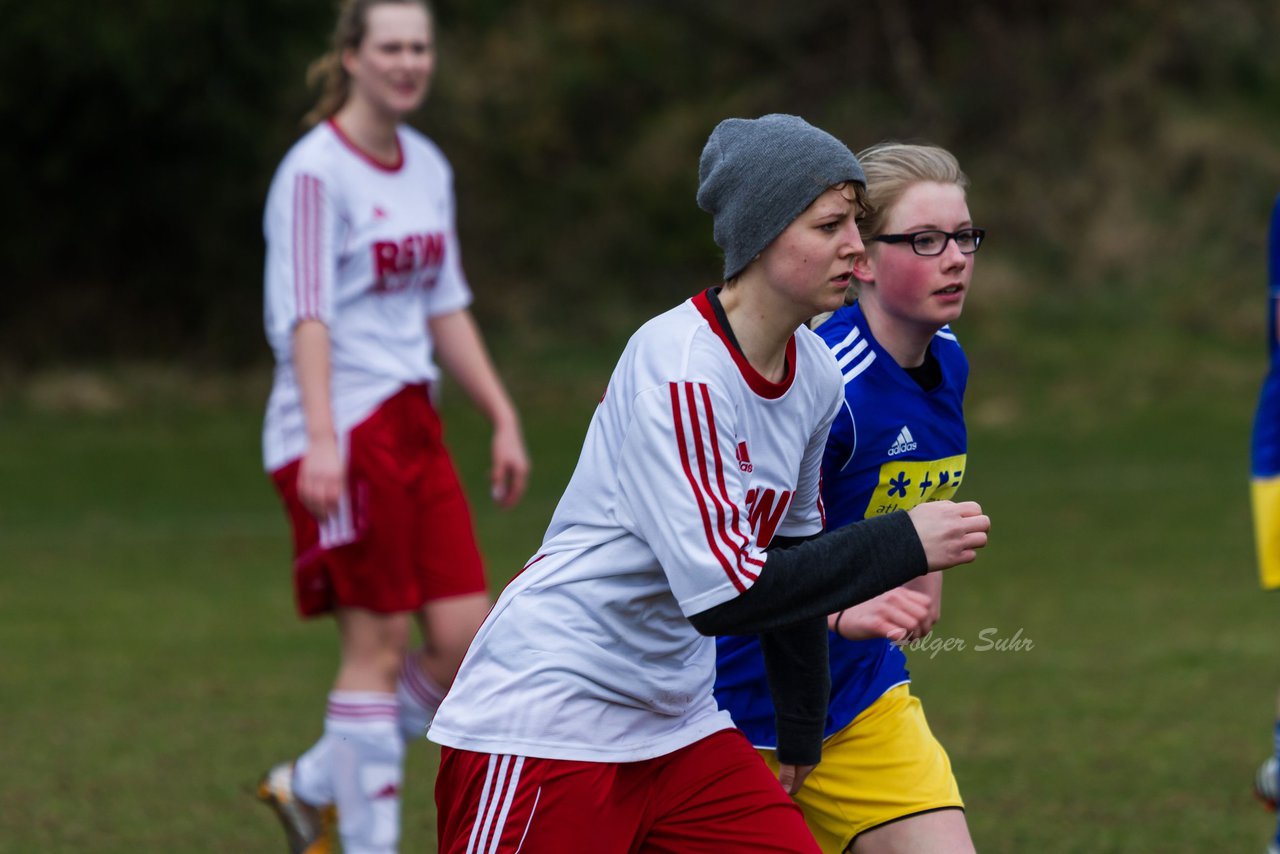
xmin=435 ymin=729 xmax=820 ymax=853
xmin=271 ymin=384 xmax=487 ymax=617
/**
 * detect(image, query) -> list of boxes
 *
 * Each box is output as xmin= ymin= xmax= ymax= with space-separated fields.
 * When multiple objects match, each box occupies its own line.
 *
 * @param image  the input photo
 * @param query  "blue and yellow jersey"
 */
xmin=714 ymin=301 xmax=968 ymax=746
xmin=1250 ymin=193 xmax=1280 ymax=590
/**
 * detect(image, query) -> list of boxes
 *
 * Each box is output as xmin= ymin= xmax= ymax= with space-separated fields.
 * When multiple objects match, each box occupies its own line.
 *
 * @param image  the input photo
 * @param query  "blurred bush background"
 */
xmin=5 ymin=0 xmax=1279 ymax=373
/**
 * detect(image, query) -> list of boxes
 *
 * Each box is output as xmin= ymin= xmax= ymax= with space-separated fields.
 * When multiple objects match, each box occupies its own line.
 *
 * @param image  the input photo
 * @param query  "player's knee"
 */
xmin=343 ymin=624 xmax=413 ymax=683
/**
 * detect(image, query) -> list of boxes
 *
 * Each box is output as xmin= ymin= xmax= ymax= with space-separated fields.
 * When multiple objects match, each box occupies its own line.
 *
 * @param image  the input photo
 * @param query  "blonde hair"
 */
xmin=303 ymin=0 xmax=432 ymax=127
xmin=811 ymin=142 xmax=968 ymax=323
xmin=855 ymin=142 xmax=968 ymax=240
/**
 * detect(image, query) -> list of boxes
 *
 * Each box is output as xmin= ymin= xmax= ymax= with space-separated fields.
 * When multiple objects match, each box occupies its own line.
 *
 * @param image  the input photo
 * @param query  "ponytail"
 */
xmin=303 ymin=51 xmax=347 ymax=128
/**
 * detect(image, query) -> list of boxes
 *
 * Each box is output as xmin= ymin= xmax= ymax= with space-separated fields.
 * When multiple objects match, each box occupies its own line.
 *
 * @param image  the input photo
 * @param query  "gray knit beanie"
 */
xmin=697 ymin=114 xmax=865 ymax=279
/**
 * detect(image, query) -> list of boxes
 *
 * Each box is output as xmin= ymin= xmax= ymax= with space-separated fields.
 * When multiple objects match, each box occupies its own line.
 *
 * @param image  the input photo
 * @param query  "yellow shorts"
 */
xmin=1251 ymin=476 xmax=1280 ymax=589
xmin=760 ymin=684 xmax=963 ymax=854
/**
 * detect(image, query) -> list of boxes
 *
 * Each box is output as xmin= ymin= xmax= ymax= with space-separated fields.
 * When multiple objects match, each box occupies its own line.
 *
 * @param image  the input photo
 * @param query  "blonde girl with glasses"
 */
xmin=716 ymin=142 xmax=984 ymax=854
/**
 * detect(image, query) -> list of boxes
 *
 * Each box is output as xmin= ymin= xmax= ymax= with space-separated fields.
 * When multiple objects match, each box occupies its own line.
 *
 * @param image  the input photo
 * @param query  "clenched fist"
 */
xmin=907 ymin=500 xmax=990 ymax=572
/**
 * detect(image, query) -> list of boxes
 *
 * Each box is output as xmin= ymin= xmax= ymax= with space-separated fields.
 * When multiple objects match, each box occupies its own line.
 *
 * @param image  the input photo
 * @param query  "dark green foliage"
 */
xmin=1 ymin=1 xmax=325 ymax=364
xmin=3 ymin=0 xmax=1280 ymax=364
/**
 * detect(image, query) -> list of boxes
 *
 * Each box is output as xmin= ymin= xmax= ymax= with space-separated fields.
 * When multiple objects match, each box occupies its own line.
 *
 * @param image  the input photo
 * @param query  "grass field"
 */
xmin=3 ymin=325 xmax=1279 ymax=852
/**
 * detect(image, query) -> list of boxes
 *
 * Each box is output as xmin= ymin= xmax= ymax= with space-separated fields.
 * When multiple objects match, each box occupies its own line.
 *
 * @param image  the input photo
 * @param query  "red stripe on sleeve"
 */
xmin=306 ymin=175 xmax=320 ymax=318
xmin=697 ymin=384 xmax=763 ymax=578
xmin=685 ymin=384 xmax=759 ymax=583
xmin=670 ymin=382 xmax=745 ymax=592
xmin=302 ymin=176 xmax=313 ymax=318
xmin=816 ymin=470 xmax=827 ymax=529
xmin=292 ymin=176 xmax=305 ymax=317
xmin=293 ymin=174 xmax=323 ymax=321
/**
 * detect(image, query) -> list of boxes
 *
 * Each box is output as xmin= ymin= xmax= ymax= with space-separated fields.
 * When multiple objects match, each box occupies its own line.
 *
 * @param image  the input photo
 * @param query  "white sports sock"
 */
xmin=396 ymin=655 xmax=447 ymax=741
xmin=292 ymin=730 xmax=334 ymax=806
xmin=326 ymin=691 xmax=403 ymax=854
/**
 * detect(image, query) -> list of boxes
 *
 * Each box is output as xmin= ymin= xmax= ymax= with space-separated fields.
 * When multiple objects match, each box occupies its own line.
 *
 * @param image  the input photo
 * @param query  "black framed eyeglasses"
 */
xmin=871 ymin=228 xmax=986 ymax=256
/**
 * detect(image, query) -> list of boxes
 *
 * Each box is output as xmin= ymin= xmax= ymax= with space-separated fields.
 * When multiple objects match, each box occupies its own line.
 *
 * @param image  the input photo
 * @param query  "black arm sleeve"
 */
xmin=754 ymin=534 xmax=829 ymax=766
xmin=698 ymin=518 xmax=924 ymax=766
xmin=760 ymin=611 xmax=830 ymax=766
xmin=688 ymin=510 xmax=926 ymax=636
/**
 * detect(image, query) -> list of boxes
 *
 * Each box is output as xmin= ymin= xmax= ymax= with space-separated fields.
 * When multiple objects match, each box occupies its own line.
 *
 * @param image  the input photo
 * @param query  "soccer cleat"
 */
xmin=1255 ymin=756 xmax=1278 ymax=811
xmin=256 ymin=762 xmax=337 ymax=854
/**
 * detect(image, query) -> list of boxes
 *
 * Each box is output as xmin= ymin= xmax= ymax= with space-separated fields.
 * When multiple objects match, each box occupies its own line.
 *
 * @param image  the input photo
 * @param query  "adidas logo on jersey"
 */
xmin=736 ymin=440 xmax=753 ymax=473
xmin=887 ymin=426 xmax=918 ymax=456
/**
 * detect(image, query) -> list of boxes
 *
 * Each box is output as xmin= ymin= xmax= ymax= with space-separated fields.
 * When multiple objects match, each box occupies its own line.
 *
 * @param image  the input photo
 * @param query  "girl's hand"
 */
xmin=907 ymin=500 xmax=990 ymax=572
xmin=490 ymin=421 xmax=529 ymax=509
xmin=298 ymin=435 xmax=343 ymax=521
xmin=831 ymin=587 xmax=934 ymax=642
xmin=777 ymin=762 xmax=815 ymax=796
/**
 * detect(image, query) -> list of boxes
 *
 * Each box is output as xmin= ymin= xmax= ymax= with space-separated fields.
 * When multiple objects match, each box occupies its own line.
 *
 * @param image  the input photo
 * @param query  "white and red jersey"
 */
xmin=428 ymin=290 xmax=843 ymax=763
xmin=261 ymin=119 xmax=473 ymax=470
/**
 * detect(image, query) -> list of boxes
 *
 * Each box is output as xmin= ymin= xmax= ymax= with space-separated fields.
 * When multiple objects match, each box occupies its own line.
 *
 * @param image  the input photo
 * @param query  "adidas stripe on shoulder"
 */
xmin=829 ymin=325 xmax=877 ymax=385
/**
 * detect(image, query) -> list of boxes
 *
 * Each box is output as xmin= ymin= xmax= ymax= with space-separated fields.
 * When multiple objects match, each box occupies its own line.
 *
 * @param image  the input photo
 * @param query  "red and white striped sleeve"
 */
xmin=617 ymin=380 xmax=767 ymax=615
xmin=264 ymin=169 xmax=339 ymax=338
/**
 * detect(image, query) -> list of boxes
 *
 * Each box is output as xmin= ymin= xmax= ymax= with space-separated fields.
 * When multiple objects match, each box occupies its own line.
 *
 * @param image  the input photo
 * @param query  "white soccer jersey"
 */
xmin=428 ymin=290 xmax=843 ymax=763
xmin=261 ymin=119 xmax=473 ymax=470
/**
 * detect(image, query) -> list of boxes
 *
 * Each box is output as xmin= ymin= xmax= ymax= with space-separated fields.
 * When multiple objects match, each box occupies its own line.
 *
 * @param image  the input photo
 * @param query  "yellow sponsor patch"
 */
xmin=866 ymin=454 xmax=967 ymax=518
xmin=1251 ymin=476 xmax=1280 ymax=590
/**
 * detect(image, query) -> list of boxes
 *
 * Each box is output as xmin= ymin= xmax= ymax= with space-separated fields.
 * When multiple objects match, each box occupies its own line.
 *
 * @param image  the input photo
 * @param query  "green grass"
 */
xmin=913 ymin=390 xmax=1279 ymax=852
xmin=2 ymin=337 xmax=1278 ymax=852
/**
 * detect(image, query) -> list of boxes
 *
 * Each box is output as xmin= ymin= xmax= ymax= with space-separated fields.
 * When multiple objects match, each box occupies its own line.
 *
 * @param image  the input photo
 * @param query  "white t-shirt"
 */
xmin=428 ymin=290 xmax=842 ymax=762
xmin=261 ymin=120 xmax=473 ymax=471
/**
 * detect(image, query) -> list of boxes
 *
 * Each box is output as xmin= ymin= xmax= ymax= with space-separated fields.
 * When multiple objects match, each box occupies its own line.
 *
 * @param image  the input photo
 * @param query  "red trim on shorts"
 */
xmin=435 ymin=731 xmax=819 ymax=853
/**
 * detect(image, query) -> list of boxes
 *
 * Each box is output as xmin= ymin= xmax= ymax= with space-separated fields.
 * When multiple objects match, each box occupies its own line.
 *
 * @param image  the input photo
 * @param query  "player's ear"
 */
xmin=852 ymin=250 xmax=875 ymax=285
xmin=341 ymin=48 xmax=359 ymax=77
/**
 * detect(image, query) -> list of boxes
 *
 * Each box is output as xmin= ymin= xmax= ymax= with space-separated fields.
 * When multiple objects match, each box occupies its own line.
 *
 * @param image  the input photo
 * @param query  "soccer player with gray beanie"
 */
xmin=429 ymin=114 xmax=990 ymax=853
